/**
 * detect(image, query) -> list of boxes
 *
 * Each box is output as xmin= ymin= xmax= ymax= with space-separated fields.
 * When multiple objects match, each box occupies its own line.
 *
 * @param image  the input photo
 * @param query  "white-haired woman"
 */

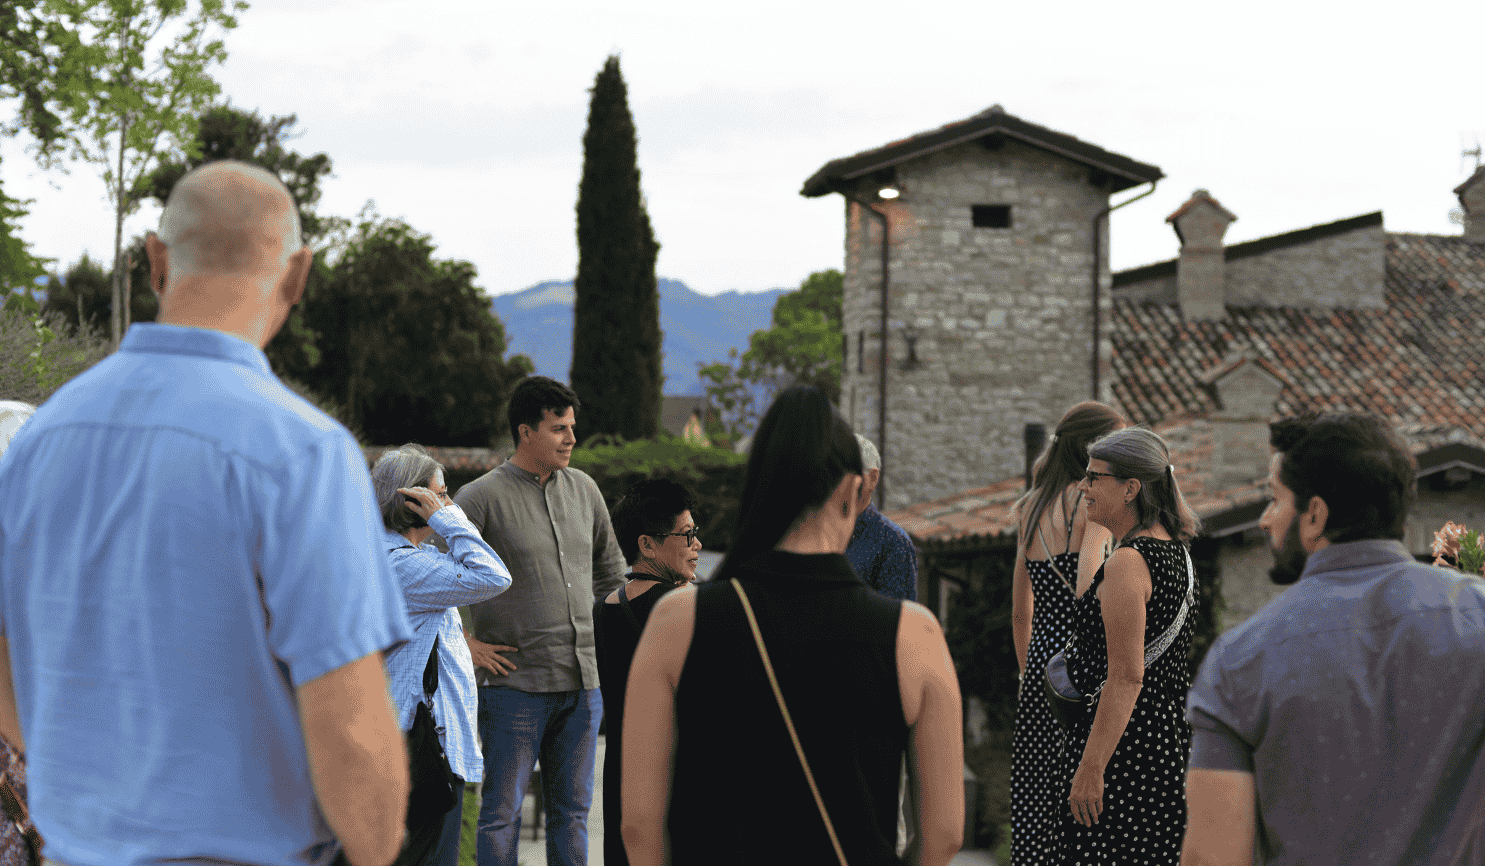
xmin=371 ymin=444 xmax=513 ymax=866
xmin=1059 ymin=427 xmax=1200 ymax=864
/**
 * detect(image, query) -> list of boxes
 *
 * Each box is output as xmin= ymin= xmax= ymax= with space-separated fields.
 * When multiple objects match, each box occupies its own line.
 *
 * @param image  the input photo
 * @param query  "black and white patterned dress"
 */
xmin=1059 ymin=536 xmax=1194 ymax=865
xmin=1009 ymin=549 xmax=1080 ymax=865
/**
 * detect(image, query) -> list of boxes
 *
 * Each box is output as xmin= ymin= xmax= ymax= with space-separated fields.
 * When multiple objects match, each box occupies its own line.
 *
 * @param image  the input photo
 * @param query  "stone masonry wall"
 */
xmin=1113 ymin=223 xmax=1387 ymax=311
xmin=1223 ymin=223 xmax=1387 ymax=309
xmin=841 ymin=139 xmax=1109 ymax=509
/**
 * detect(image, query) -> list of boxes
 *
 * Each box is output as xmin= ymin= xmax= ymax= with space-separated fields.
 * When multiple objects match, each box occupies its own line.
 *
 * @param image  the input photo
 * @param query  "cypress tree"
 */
xmin=572 ymin=54 xmax=662 ymax=443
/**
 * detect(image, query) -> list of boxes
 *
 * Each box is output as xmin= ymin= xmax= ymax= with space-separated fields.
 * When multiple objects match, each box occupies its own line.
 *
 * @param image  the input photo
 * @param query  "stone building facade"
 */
xmin=803 ymin=106 xmax=1162 ymax=508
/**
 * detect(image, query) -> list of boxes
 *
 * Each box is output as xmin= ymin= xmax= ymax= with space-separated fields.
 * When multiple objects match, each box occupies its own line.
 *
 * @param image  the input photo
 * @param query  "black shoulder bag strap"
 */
xmin=616 ymin=585 xmax=644 ymax=635
xmin=423 ymin=633 xmax=440 ymax=702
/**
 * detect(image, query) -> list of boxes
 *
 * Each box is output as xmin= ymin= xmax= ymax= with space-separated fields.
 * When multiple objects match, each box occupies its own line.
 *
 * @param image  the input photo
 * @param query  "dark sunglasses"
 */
xmin=655 ymin=527 xmax=701 ymax=545
xmin=1084 ymin=470 xmax=1122 ymax=483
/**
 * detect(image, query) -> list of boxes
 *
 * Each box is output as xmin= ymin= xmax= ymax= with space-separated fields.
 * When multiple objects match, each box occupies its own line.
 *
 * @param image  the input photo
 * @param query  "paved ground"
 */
xmin=511 ymin=734 xmax=997 ymax=866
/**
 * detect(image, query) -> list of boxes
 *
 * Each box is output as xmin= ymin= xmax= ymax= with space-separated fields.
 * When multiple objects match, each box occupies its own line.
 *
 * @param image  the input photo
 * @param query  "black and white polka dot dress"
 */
xmin=1009 ymin=550 xmax=1080 ymax=865
xmin=1059 ymin=536 xmax=1194 ymax=865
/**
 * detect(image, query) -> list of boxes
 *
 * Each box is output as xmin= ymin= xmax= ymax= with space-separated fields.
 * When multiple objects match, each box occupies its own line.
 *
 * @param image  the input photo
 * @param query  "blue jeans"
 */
xmin=425 ymin=777 xmax=465 ymax=866
xmin=476 ymin=686 xmax=602 ymax=866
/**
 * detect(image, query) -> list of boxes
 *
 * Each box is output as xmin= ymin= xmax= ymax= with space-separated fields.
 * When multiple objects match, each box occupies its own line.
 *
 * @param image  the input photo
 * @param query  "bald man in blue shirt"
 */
xmin=0 ymin=161 xmax=413 ymax=866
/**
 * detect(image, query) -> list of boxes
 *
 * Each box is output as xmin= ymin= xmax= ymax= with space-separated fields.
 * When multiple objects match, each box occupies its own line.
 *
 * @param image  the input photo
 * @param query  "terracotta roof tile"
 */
xmin=1111 ymin=233 xmax=1485 ymax=436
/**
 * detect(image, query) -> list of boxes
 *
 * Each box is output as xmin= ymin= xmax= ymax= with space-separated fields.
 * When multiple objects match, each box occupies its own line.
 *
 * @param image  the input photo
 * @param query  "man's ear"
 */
xmin=278 ymin=246 xmax=312 ymax=306
xmin=517 ymin=423 xmax=531 ymax=445
xmin=144 ymin=233 xmax=169 ymax=299
xmin=1300 ymin=495 xmax=1330 ymax=546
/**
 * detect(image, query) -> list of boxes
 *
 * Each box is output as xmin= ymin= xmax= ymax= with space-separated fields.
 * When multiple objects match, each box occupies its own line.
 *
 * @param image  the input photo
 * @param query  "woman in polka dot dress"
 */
xmin=1060 ymin=427 xmax=1199 ymax=865
xmin=1008 ymin=402 xmax=1123 ymax=865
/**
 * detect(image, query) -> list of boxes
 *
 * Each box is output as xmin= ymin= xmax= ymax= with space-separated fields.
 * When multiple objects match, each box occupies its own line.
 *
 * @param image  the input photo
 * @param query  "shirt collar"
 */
xmin=1300 ymin=539 xmax=1413 ymax=582
xmin=382 ymin=526 xmax=418 ymax=551
xmin=120 ymin=323 xmax=272 ymax=377
xmin=499 ymin=459 xmax=559 ymax=486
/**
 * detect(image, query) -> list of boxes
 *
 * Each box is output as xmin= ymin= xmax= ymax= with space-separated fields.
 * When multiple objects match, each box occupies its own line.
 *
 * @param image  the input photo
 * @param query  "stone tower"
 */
xmin=802 ymin=105 xmax=1163 ymax=508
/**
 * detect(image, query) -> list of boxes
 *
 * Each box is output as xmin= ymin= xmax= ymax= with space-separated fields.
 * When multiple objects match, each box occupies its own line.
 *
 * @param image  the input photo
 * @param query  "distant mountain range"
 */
xmin=490 ymin=278 xmax=791 ymax=395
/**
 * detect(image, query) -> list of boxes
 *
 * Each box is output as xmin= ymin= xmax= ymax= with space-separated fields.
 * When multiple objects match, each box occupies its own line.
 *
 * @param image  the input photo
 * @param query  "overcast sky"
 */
xmin=4 ymin=0 xmax=1483 ymax=298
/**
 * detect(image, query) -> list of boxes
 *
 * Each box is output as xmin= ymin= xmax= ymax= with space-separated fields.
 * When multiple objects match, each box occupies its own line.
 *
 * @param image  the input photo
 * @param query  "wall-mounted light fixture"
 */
xmin=900 ymin=324 xmax=921 ymax=371
xmin=877 ymin=185 xmax=900 ymax=200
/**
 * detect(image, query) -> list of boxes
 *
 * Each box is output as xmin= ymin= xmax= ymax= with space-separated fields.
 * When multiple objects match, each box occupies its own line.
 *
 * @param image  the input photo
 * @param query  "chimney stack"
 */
xmin=1167 ymin=189 xmax=1237 ymax=320
xmin=1200 ymin=352 xmax=1286 ymax=492
xmin=1455 ymin=167 xmax=1485 ymax=242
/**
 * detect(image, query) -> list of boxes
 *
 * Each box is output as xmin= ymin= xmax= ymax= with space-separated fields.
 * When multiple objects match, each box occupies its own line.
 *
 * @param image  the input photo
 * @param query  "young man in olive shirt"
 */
xmin=456 ymin=377 xmax=627 ymax=866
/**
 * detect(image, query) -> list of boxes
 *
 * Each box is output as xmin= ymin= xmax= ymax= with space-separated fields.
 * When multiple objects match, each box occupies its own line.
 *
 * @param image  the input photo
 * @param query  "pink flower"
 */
xmin=1433 ymin=521 xmax=1466 ymax=564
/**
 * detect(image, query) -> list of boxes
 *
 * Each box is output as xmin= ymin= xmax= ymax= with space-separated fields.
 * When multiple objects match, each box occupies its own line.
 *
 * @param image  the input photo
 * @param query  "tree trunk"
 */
xmin=110 ymin=111 xmax=127 ymax=350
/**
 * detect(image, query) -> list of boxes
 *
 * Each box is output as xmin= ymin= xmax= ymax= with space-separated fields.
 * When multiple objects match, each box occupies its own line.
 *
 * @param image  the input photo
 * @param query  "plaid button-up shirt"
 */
xmin=383 ymin=505 xmax=512 ymax=783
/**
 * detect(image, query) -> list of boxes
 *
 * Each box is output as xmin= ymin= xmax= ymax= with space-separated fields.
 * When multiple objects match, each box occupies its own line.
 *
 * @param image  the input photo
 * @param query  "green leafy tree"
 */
xmin=41 ymin=0 xmax=248 ymax=349
xmin=139 ymin=103 xmax=341 ymax=372
xmin=0 ymin=1 xmax=93 ymax=292
xmin=699 ymin=268 xmax=844 ymax=440
xmin=301 ymin=209 xmax=533 ymax=446
xmin=140 ymin=103 xmax=339 ymax=245
xmin=0 ymin=182 xmax=48 ymax=293
xmin=40 ymin=252 xmax=111 ymax=330
xmin=571 ymin=55 xmax=662 ymax=443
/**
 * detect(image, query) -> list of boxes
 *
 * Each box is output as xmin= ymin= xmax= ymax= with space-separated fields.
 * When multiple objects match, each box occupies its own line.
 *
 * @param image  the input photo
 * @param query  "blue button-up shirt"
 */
xmin=845 ymin=504 xmax=919 ymax=601
xmin=0 ymin=323 xmax=412 ymax=866
xmin=1187 ymin=539 xmax=1485 ymax=865
xmin=383 ymin=505 xmax=511 ymax=783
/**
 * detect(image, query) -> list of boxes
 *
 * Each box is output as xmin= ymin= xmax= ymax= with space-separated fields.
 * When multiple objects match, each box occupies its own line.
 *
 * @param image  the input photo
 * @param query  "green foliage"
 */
xmin=1459 ymin=529 xmax=1485 ymax=577
xmin=568 ymin=437 xmax=747 ymax=552
xmin=0 ymin=173 xmax=49 ymax=293
xmin=572 ymin=54 xmax=662 ymax=443
xmin=0 ymin=292 xmax=109 ymax=403
xmin=140 ymin=103 xmax=340 ymax=369
xmin=293 ymin=208 xmax=532 ymax=446
xmin=699 ymin=269 xmax=844 ymax=441
xmin=139 ymin=103 xmax=341 ymax=245
xmin=0 ymin=1 xmax=93 ymax=156
xmin=38 ymin=0 xmax=247 ymax=346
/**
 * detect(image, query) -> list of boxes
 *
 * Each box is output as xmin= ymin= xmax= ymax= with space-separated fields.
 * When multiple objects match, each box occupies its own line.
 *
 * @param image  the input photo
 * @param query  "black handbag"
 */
xmin=391 ymin=634 xmax=461 ymax=866
xmin=1044 ymin=544 xmax=1195 ymax=731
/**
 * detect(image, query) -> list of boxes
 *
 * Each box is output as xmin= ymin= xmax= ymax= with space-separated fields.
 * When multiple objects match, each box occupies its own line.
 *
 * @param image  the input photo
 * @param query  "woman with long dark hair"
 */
xmin=1008 ymin=402 xmax=1124 ymax=864
xmin=1060 ymin=427 xmax=1200 ymax=864
xmin=621 ymin=387 xmax=965 ymax=866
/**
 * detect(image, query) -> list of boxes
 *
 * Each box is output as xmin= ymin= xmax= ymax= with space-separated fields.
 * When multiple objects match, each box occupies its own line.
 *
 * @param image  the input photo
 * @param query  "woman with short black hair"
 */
xmin=594 ymin=478 xmax=701 ymax=866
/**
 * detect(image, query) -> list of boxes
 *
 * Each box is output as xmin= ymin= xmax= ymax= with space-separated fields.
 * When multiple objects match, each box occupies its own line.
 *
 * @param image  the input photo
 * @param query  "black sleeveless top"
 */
xmin=669 ymin=551 xmax=907 ymax=865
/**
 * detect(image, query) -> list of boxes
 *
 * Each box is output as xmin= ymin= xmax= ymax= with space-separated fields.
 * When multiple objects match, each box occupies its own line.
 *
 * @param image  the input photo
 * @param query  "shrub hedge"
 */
xmin=569 ymin=437 xmax=748 ymax=552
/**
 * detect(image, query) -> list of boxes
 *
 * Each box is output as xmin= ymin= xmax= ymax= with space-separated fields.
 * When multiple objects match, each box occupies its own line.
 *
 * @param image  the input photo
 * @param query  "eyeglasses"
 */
xmin=655 ymin=528 xmax=701 ymax=545
xmin=1084 ymin=470 xmax=1121 ymax=483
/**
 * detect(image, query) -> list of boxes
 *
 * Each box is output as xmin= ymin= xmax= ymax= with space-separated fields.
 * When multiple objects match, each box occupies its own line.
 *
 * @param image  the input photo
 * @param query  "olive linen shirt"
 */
xmin=456 ymin=460 xmax=627 ymax=692
xmin=1187 ymin=539 xmax=1485 ymax=866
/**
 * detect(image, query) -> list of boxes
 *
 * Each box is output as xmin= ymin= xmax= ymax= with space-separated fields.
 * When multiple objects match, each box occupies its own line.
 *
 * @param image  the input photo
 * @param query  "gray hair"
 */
xmin=371 ymin=443 xmax=442 ymax=533
xmin=855 ymin=434 xmax=881 ymax=472
xmin=1088 ymin=427 xmax=1201 ymax=543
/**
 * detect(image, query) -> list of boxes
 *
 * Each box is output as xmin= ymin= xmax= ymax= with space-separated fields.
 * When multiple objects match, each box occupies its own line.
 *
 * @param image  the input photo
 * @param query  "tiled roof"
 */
xmin=1111 ymin=232 xmax=1485 ymax=435
xmin=884 ymin=417 xmax=1264 ymax=547
xmin=800 ymin=104 xmax=1163 ymax=198
xmin=884 ymin=419 xmax=1484 ymax=547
